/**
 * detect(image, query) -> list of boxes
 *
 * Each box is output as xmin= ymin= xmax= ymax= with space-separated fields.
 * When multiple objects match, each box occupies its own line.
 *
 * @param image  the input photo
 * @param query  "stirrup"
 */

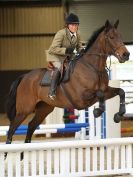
xmin=48 ymin=94 xmax=56 ymax=100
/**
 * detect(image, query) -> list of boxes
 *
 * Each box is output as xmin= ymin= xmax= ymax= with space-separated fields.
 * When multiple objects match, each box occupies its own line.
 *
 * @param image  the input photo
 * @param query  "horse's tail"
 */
xmin=6 ymin=75 xmax=23 ymax=121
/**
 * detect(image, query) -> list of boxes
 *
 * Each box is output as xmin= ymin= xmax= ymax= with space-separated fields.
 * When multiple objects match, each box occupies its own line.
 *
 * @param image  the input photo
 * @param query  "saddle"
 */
xmin=40 ymin=58 xmax=76 ymax=86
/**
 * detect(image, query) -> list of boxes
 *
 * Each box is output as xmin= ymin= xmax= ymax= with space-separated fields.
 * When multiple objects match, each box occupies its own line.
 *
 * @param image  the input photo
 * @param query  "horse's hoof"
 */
xmin=114 ymin=113 xmax=121 ymax=123
xmin=21 ymin=152 xmax=24 ymax=161
xmin=93 ymin=108 xmax=103 ymax=118
xmin=4 ymin=152 xmax=7 ymax=160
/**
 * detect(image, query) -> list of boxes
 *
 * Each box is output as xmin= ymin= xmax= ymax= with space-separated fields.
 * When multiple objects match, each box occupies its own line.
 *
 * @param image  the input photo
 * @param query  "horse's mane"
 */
xmin=84 ymin=25 xmax=105 ymax=52
xmin=73 ymin=25 xmax=105 ymax=61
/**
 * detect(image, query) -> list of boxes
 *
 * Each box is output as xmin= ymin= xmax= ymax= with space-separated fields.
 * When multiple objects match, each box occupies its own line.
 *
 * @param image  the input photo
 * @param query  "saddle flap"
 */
xmin=40 ymin=59 xmax=75 ymax=86
xmin=40 ymin=70 xmax=53 ymax=86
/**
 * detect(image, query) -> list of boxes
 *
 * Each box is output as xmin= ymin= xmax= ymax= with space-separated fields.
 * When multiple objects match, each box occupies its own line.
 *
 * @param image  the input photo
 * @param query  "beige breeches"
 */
xmin=52 ymin=61 xmax=62 ymax=69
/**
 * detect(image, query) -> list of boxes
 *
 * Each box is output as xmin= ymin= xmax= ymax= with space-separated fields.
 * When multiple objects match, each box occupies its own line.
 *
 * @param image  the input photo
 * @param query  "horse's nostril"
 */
xmin=127 ymin=52 xmax=130 ymax=58
xmin=123 ymin=52 xmax=130 ymax=60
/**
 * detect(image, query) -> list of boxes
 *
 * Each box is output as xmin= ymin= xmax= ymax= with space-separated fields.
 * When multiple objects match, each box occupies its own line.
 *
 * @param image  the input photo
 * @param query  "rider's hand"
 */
xmin=65 ymin=48 xmax=74 ymax=55
xmin=80 ymin=48 xmax=85 ymax=53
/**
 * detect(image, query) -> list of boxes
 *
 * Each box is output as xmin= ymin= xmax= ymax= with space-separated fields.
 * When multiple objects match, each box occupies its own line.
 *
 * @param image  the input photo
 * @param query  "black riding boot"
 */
xmin=48 ymin=69 xmax=60 ymax=100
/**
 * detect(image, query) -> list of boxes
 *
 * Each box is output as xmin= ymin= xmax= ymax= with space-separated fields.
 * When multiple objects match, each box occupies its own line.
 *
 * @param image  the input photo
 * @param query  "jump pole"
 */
xmin=0 ymin=123 xmax=89 ymax=137
xmin=0 ymin=123 xmax=89 ymax=131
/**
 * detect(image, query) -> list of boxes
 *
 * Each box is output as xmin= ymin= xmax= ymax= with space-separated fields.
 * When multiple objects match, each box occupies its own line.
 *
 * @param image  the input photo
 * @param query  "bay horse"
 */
xmin=6 ymin=20 xmax=130 ymax=144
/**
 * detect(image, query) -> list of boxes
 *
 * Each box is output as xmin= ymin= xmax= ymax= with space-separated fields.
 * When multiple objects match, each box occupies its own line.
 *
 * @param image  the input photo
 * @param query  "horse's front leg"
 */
xmin=93 ymin=90 xmax=105 ymax=118
xmin=104 ymin=86 xmax=125 ymax=123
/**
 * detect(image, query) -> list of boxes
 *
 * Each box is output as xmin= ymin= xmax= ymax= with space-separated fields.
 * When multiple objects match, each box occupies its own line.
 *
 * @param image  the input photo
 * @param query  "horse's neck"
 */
xmin=83 ymin=40 xmax=107 ymax=71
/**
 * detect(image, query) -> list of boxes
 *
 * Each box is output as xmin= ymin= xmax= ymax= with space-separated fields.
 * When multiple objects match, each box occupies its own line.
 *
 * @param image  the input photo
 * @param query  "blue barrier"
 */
xmin=13 ymin=127 xmax=82 ymax=135
xmin=0 ymin=123 xmax=89 ymax=136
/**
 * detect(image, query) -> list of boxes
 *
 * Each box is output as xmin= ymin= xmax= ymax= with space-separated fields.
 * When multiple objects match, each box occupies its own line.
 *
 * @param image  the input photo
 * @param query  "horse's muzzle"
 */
xmin=118 ymin=51 xmax=130 ymax=63
xmin=122 ymin=51 xmax=130 ymax=61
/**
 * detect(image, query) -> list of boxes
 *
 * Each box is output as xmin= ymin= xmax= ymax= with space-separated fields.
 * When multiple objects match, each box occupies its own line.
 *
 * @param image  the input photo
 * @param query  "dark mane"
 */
xmin=73 ymin=25 xmax=105 ymax=60
xmin=84 ymin=25 xmax=105 ymax=52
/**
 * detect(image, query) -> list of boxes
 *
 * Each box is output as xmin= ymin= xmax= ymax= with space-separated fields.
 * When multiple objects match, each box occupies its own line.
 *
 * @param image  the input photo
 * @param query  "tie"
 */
xmin=71 ymin=35 xmax=75 ymax=43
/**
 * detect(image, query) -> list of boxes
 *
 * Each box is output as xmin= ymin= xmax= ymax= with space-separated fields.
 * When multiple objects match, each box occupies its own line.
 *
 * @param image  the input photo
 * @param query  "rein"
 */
xmin=80 ymin=33 xmax=124 ymax=74
xmin=86 ymin=53 xmax=108 ymax=57
xmin=82 ymin=52 xmax=108 ymax=74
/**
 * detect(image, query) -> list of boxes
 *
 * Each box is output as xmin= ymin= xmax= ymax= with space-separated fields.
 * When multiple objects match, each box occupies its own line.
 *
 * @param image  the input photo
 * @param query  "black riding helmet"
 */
xmin=65 ymin=13 xmax=79 ymax=24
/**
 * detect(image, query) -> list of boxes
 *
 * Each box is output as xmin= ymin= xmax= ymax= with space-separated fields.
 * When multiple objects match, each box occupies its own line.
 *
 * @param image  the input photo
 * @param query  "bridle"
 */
xmin=81 ymin=33 xmax=125 ymax=75
xmin=85 ymin=34 xmax=124 ymax=58
xmin=104 ymin=35 xmax=125 ymax=58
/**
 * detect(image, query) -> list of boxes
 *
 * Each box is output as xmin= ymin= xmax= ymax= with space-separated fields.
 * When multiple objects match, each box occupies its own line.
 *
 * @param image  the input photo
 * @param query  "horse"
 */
xmin=6 ymin=20 xmax=130 ymax=144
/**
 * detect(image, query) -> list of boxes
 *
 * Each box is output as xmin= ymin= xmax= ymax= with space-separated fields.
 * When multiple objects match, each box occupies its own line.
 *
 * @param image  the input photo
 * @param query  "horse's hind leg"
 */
xmin=6 ymin=114 xmax=27 ymax=144
xmin=5 ymin=114 xmax=27 ymax=159
xmin=25 ymin=102 xmax=54 ymax=143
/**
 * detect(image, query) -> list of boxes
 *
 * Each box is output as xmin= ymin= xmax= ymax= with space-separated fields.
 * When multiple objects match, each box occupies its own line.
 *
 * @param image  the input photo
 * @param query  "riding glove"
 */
xmin=65 ymin=48 xmax=74 ymax=55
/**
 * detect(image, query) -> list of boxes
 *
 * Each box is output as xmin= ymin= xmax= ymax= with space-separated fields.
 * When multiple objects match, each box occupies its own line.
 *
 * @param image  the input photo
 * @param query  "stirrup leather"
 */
xmin=48 ymin=94 xmax=56 ymax=100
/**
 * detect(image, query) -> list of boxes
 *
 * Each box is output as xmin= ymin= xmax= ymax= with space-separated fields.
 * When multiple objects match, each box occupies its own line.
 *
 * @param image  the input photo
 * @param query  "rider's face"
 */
xmin=68 ymin=24 xmax=79 ymax=33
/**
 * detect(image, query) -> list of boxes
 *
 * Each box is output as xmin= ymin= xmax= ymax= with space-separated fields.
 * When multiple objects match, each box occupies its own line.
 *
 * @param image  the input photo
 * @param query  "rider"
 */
xmin=43 ymin=13 xmax=83 ymax=100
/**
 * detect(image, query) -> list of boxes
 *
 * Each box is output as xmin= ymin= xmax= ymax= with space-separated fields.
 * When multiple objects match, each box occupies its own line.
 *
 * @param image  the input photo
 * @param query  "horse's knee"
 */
xmin=119 ymin=88 xmax=125 ymax=96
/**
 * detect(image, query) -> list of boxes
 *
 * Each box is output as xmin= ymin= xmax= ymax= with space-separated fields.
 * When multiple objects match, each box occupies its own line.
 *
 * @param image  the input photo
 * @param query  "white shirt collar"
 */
xmin=69 ymin=31 xmax=76 ymax=37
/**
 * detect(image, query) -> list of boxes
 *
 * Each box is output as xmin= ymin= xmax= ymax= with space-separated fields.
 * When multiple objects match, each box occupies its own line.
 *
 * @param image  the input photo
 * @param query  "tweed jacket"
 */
xmin=47 ymin=28 xmax=83 ymax=62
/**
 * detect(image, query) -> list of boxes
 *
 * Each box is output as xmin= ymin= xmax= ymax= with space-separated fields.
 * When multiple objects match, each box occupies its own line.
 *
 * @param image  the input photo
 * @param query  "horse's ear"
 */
xmin=114 ymin=19 xmax=119 ymax=29
xmin=104 ymin=20 xmax=111 ymax=33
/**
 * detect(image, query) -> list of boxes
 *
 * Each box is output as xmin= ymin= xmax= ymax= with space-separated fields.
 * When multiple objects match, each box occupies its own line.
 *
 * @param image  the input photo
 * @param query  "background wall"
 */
xmin=69 ymin=0 xmax=133 ymax=43
xmin=0 ymin=1 xmax=65 ymax=112
xmin=0 ymin=5 xmax=64 ymax=70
